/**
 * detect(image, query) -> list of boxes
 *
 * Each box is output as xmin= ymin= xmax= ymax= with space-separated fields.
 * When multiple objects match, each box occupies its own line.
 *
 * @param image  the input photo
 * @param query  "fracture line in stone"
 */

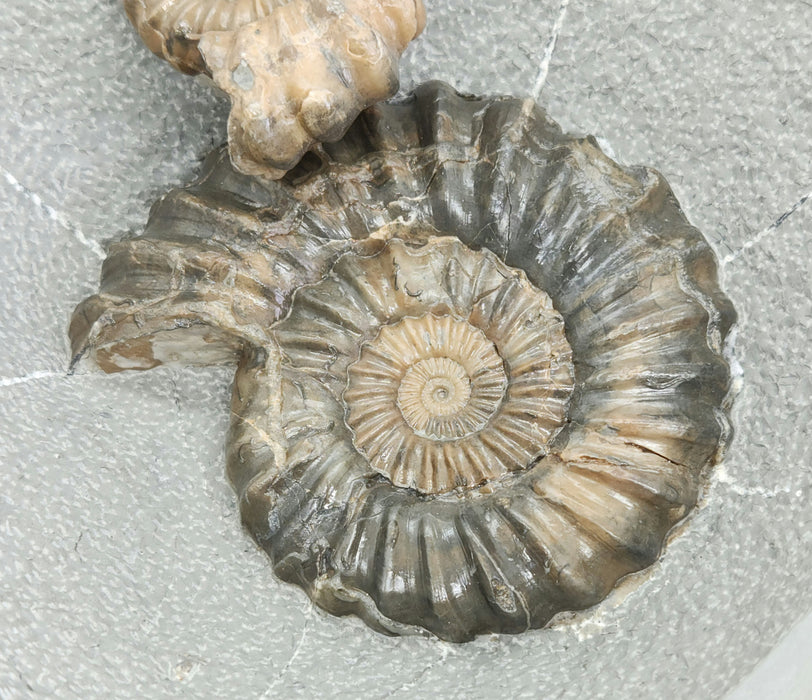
xmin=530 ymin=0 xmax=571 ymax=102
xmin=722 ymin=188 xmax=811 ymax=267
xmin=1 ymin=165 xmax=105 ymax=261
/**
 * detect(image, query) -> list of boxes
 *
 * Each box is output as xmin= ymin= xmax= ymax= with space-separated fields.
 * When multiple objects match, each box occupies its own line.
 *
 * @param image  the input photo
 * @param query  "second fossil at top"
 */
xmin=124 ymin=0 xmax=426 ymax=178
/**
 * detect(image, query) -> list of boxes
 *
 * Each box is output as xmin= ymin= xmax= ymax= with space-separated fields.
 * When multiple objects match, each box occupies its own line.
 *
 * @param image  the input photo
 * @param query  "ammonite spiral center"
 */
xmin=330 ymin=239 xmax=576 ymax=495
xmin=351 ymin=316 xmax=509 ymax=442
xmin=400 ymin=356 xmax=473 ymax=422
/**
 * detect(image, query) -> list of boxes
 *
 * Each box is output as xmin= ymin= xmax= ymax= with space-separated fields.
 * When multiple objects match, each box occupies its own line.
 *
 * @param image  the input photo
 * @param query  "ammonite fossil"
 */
xmin=70 ymin=82 xmax=736 ymax=642
xmin=123 ymin=0 xmax=426 ymax=177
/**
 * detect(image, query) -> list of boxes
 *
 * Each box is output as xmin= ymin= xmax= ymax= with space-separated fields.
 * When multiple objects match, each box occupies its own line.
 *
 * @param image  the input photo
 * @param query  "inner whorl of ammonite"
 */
xmin=332 ymin=238 xmax=575 ymax=495
xmin=347 ymin=315 xmax=508 ymax=445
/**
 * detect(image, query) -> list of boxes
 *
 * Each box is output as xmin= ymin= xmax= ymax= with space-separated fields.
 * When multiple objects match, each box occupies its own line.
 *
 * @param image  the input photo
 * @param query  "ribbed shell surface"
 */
xmin=70 ymin=82 xmax=736 ymax=641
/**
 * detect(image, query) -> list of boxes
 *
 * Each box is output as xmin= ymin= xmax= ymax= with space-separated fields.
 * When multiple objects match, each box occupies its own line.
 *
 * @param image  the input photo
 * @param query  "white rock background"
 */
xmin=1 ymin=1 xmax=810 ymax=697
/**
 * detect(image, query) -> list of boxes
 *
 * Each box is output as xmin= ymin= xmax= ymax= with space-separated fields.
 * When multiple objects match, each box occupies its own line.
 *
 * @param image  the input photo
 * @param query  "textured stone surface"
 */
xmin=1 ymin=0 xmax=810 ymax=697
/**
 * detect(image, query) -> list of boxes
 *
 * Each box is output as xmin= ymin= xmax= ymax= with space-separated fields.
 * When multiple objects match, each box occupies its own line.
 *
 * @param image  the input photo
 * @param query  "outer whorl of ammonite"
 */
xmin=70 ymin=82 xmax=737 ymax=642
xmin=275 ymin=238 xmax=574 ymax=494
xmin=123 ymin=0 xmax=426 ymax=178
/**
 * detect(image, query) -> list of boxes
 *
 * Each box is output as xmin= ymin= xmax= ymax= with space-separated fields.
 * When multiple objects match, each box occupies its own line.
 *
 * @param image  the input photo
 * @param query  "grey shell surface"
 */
xmin=70 ymin=82 xmax=736 ymax=642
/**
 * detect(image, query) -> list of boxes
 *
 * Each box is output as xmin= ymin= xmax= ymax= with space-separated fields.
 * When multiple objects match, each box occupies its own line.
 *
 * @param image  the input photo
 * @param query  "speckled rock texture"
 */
xmin=0 ymin=0 xmax=810 ymax=697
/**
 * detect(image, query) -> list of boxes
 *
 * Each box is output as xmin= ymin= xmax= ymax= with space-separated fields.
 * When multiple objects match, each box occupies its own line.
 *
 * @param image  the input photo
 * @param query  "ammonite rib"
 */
xmin=276 ymin=237 xmax=574 ymax=494
xmin=71 ymin=81 xmax=736 ymax=642
xmin=123 ymin=0 xmax=426 ymax=177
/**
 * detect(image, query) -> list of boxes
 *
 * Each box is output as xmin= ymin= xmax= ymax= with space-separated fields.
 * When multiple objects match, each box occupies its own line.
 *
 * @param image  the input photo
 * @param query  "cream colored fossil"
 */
xmin=71 ymin=83 xmax=737 ymax=642
xmin=281 ymin=238 xmax=576 ymax=494
xmin=123 ymin=0 xmax=426 ymax=178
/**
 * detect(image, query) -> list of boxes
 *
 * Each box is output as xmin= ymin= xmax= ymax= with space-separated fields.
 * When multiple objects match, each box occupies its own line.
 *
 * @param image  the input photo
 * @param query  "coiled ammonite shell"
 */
xmin=123 ymin=0 xmax=426 ymax=178
xmin=70 ymin=82 xmax=736 ymax=642
xmin=279 ymin=237 xmax=575 ymax=495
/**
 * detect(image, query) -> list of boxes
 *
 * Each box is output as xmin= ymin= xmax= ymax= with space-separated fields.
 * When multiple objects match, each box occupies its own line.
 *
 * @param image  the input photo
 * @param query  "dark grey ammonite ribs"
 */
xmin=70 ymin=81 xmax=736 ymax=642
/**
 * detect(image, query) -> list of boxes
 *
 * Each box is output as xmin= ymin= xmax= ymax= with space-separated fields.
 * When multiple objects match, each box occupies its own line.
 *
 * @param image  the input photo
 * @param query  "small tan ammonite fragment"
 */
xmin=123 ymin=0 xmax=426 ymax=178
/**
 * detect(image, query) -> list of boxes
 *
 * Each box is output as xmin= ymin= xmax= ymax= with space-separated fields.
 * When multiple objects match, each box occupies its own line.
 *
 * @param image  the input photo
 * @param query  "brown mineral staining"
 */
xmin=71 ymin=82 xmax=737 ymax=642
xmin=123 ymin=0 xmax=426 ymax=177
